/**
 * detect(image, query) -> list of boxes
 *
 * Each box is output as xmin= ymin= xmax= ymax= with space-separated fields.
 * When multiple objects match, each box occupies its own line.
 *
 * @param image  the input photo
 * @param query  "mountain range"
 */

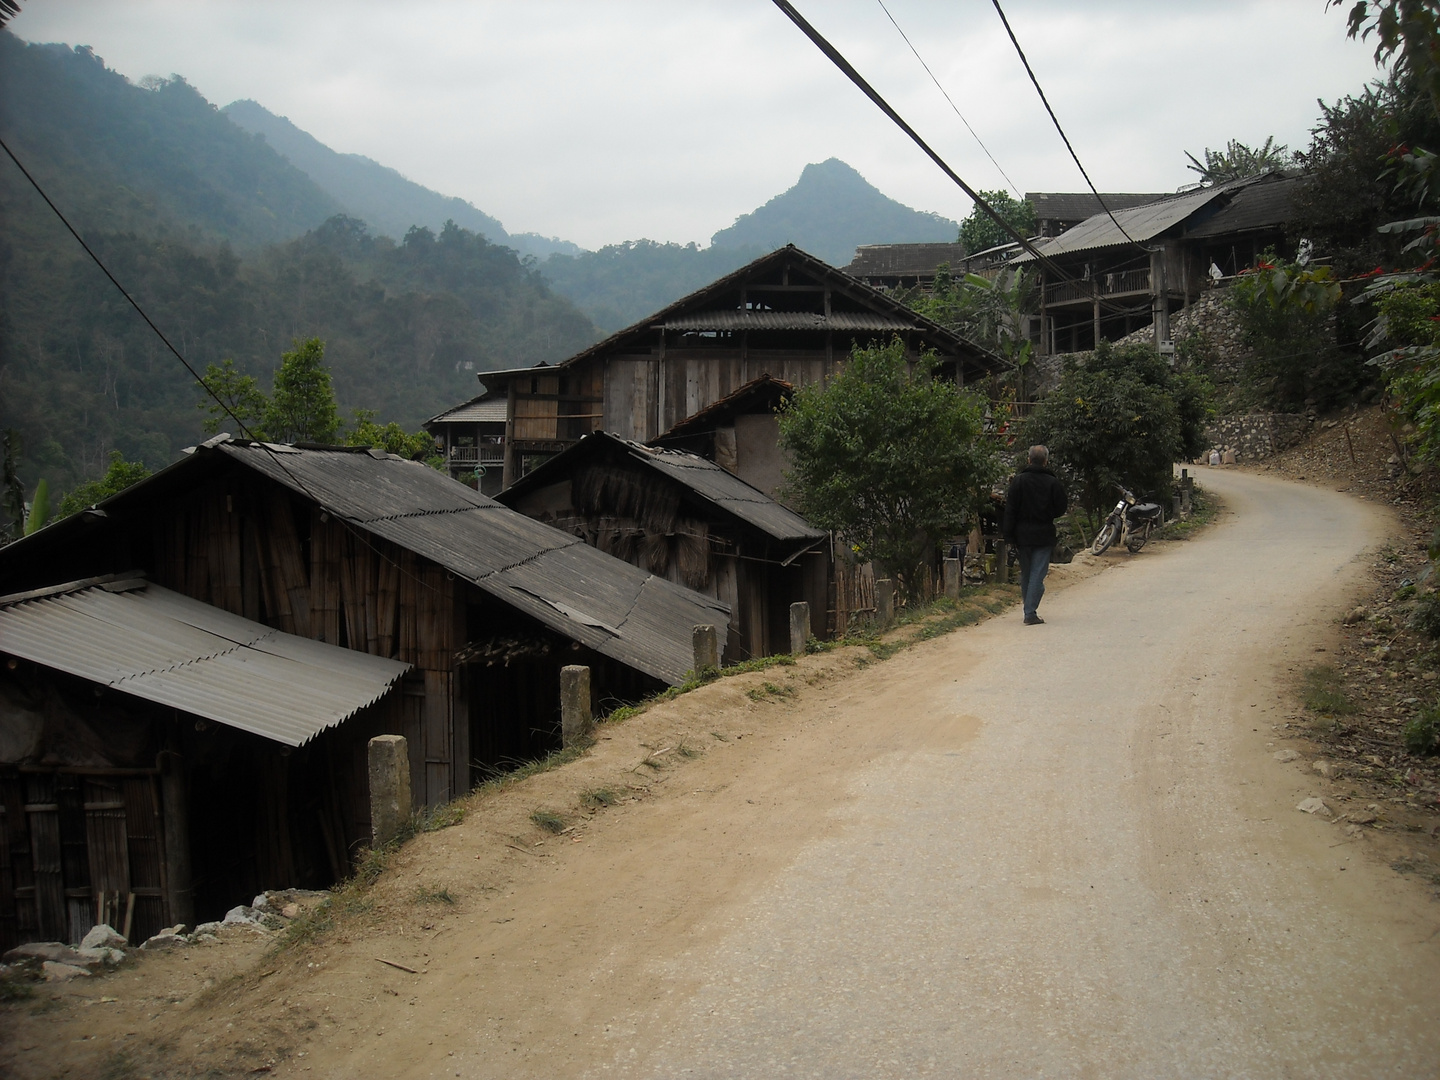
xmin=0 ymin=29 xmax=963 ymax=499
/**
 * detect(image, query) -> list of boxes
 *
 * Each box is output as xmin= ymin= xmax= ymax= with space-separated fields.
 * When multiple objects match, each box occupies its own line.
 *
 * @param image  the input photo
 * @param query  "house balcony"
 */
xmin=1043 ymin=267 xmax=1152 ymax=309
xmin=447 ymin=445 xmax=505 ymax=467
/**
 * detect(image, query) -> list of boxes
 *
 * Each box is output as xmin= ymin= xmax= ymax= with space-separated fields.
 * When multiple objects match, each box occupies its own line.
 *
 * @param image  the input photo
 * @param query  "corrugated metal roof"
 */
xmin=500 ymin=432 xmax=825 ymax=549
xmin=216 ymin=443 xmax=728 ymax=684
xmin=1183 ymin=175 xmax=1301 ymax=238
xmin=662 ymin=310 xmax=918 ymax=332
xmin=652 ymin=375 xmax=794 ymax=443
xmin=1015 ymin=186 xmax=1233 ymax=262
xmin=628 ymin=443 xmax=825 ymax=546
xmin=0 ymin=580 xmax=410 ymax=747
xmin=1026 ymin=192 xmax=1169 ymax=222
xmin=426 ymin=395 xmax=508 ymax=425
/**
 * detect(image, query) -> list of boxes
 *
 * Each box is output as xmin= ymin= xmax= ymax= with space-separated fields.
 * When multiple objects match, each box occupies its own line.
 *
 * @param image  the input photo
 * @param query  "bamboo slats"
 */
xmin=308 ymin=509 xmax=342 ymax=646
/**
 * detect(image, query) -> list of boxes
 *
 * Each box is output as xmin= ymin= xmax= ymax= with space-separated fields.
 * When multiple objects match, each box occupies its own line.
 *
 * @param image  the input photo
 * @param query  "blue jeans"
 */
xmin=1016 ymin=545 xmax=1052 ymax=620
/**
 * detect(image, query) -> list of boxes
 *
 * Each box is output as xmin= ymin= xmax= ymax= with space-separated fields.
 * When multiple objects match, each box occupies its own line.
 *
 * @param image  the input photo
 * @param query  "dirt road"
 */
xmin=12 ymin=469 xmax=1435 ymax=1078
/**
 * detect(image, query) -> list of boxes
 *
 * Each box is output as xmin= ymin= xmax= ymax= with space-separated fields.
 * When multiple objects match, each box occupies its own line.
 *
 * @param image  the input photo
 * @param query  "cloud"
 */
xmin=12 ymin=0 xmax=1384 ymax=249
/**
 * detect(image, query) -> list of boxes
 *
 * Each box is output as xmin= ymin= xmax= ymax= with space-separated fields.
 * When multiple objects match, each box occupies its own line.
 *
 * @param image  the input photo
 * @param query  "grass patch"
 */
xmin=745 ymin=681 xmax=796 ymax=702
xmin=581 ymin=786 xmax=621 ymax=808
xmin=1302 ymin=665 xmax=1357 ymax=717
xmin=0 ymin=972 xmax=35 ymax=1002
xmin=1403 ymin=707 xmax=1440 ymax=756
xmin=675 ymin=740 xmax=703 ymax=758
xmin=414 ymin=885 xmax=456 ymax=905
xmin=530 ymin=808 xmax=567 ymax=833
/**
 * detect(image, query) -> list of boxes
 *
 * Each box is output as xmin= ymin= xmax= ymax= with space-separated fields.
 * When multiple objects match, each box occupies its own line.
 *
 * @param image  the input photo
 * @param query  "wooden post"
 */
xmin=692 ymin=625 xmax=718 ymax=673
xmin=943 ymin=558 xmax=962 ymax=600
xmin=368 ymin=735 xmax=411 ymax=849
xmin=157 ymin=751 xmax=194 ymax=933
xmin=788 ymin=602 xmax=810 ymax=656
xmin=560 ymin=665 xmax=593 ymax=747
xmin=994 ymin=541 xmax=1010 ymax=585
xmin=876 ymin=578 xmax=895 ymax=626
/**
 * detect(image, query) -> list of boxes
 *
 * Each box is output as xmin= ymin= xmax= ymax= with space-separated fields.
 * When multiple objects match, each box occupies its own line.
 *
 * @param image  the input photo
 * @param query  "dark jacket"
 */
xmin=1003 ymin=465 xmax=1068 ymax=548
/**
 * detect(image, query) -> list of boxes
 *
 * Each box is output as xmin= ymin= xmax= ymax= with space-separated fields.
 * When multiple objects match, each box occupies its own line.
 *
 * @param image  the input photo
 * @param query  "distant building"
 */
xmin=428 ymin=246 xmax=1006 ymax=488
xmin=844 ymin=242 xmax=967 ymax=290
xmin=1025 ymin=192 xmax=1169 ymax=238
xmin=426 ymin=391 xmax=507 ymax=494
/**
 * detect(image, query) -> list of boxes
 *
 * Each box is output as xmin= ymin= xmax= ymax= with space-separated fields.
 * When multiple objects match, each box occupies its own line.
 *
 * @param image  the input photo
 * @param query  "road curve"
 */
xmin=597 ymin=470 xmax=1440 ymax=1079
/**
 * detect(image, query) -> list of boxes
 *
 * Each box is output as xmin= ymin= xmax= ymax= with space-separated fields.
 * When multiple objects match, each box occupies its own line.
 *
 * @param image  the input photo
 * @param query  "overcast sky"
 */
xmin=13 ymin=1 xmax=1384 ymax=250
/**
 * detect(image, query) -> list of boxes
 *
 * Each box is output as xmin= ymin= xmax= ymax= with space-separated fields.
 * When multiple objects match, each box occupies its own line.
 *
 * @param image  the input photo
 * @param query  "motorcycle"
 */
xmin=1091 ymin=485 xmax=1164 ymax=554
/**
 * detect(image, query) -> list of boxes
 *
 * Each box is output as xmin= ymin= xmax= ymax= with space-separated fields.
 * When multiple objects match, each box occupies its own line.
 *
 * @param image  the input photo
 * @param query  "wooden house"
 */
xmin=425 ymin=391 xmax=508 ymax=494
xmin=426 ymin=246 xmax=1006 ymax=488
xmin=1015 ymin=174 xmax=1302 ymax=354
xmin=0 ymin=439 xmax=730 ymax=941
xmin=647 ymin=375 xmax=795 ymax=503
xmin=844 ymin=243 xmax=968 ymax=291
xmin=497 ymin=432 xmax=826 ymax=663
xmin=1025 ymin=192 xmax=1168 ymax=238
xmin=0 ymin=572 xmax=410 ymax=948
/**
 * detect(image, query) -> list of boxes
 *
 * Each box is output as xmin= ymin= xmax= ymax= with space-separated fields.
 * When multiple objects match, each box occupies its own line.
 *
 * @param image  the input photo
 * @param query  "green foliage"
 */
xmin=55 ymin=450 xmax=150 ymax=518
xmin=1022 ymin=342 xmax=1212 ymax=515
xmin=1336 ymin=0 xmax=1440 ymax=117
xmin=197 ymin=358 xmax=268 ymax=437
xmin=1403 ymin=705 xmax=1440 ymax=754
xmin=263 ymin=338 xmax=341 ymax=444
xmin=530 ymin=808 xmax=566 ymax=834
xmin=1227 ymin=252 xmax=1352 ymax=408
xmin=345 ymin=410 xmax=441 ymax=465
xmin=902 ymin=265 xmax=1034 ymax=370
xmin=23 ymin=478 xmax=49 ymax=536
xmin=778 ymin=338 xmax=1001 ymax=601
xmin=1184 ymin=137 xmax=1296 ymax=185
xmin=1302 ymin=665 xmax=1358 ymax=715
xmin=958 ymin=191 xmax=1036 ymax=254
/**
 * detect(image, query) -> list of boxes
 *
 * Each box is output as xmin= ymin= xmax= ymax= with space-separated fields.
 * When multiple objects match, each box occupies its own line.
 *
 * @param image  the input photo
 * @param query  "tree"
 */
xmin=1022 ymin=342 xmax=1212 ymax=518
xmin=197 ymin=358 xmax=269 ymax=437
xmin=55 ymin=451 xmax=150 ymax=519
xmin=1335 ymin=0 xmax=1440 ymax=116
xmin=902 ymin=264 xmax=1034 ymax=392
xmin=958 ymin=191 xmax=1036 ymax=254
xmin=778 ymin=338 xmax=1000 ymax=601
xmin=263 ymin=338 xmax=342 ymax=444
xmin=1184 ymin=137 xmax=1296 ymax=185
xmin=345 ymin=410 xmax=442 ymax=466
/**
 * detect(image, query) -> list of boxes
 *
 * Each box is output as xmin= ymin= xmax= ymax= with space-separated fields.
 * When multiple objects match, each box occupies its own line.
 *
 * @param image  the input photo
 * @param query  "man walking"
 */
xmin=1002 ymin=445 xmax=1068 ymax=625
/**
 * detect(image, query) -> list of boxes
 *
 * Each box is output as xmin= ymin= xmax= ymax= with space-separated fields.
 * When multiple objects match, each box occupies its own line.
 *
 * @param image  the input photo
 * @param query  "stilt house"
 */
xmin=426 ymin=246 xmax=1005 ymax=487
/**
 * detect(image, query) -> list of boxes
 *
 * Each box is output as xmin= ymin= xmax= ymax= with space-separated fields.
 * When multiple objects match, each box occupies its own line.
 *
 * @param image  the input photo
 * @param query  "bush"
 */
xmin=1404 ymin=707 xmax=1440 ymax=755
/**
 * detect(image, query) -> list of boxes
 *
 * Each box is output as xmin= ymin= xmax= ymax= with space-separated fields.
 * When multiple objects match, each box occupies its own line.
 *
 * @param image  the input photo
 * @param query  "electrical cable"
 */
xmin=874 ymin=0 xmax=1023 ymax=200
xmin=988 ymin=0 xmax=1148 ymax=252
xmin=0 ymin=133 xmax=443 ymax=594
xmin=769 ymin=0 xmax=1149 ymax=323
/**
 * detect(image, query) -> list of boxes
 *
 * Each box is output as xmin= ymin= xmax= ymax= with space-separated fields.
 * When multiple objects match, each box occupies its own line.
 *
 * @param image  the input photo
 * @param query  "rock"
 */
xmin=192 ymin=921 xmax=223 ymax=937
xmin=281 ymin=903 xmax=300 ymax=919
xmin=81 ymin=924 xmax=127 ymax=952
xmin=1344 ymin=824 xmax=1366 ymax=837
xmin=252 ymin=893 xmax=271 ymax=912
xmin=140 ymin=932 xmax=185 ymax=951
xmin=192 ymin=933 xmax=218 ymax=945
xmin=1297 ymin=797 xmax=1332 ymax=816
xmin=77 ymin=946 xmax=125 ymax=967
xmin=1347 ymin=811 xmax=1378 ymax=824
xmin=2 ymin=942 xmax=94 ymax=968
xmin=222 ymin=906 xmax=273 ymax=931
xmin=1343 ymin=606 xmax=1368 ymax=625
xmin=1312 ymin=760 xmax=1337 ymax=778
xmin=42 ymin=961 xmax=91 ymax=981
xmin=1273 ymin=749 xmax=1300 ymax=762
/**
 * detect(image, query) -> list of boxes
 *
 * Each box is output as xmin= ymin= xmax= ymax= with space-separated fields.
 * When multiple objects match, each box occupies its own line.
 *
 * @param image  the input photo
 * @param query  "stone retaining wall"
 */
xmin=1202 ymin=412 xmax=1311 ymax=462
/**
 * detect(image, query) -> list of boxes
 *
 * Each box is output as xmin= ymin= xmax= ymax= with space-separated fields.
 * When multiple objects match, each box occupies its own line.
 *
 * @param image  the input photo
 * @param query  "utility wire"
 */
xmin=874 ymin=0 xmax=1023 ymax=200
xmin=988 ymin=0 xmax=1148 ymax=252
xmin=769 ymin=0 xmax=1144 ymax=324
xmin=0 ymin=133 xmax=442 ymax=594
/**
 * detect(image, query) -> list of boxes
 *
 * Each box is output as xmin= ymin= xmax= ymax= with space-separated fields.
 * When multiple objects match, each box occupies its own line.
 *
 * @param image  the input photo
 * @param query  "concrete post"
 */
xmin=942 ymin=558 xmax=962 ymax=600
xmin=1180 ymin=469 xmax=1193 ymax=516
xmin=369 ymin=734 xmax=411 ymax=849
xmin=994 ymin=541 xmax=1010 ymax=585
xmin=560 ymin=665 xmax=593 ymax=747
xmin=876 ymin=578 xmax=895 ymax=626
xmin=692 ymin=624 xmax=718 ymax=673
xmin=788 ymin=602 xmax=811 ymax=656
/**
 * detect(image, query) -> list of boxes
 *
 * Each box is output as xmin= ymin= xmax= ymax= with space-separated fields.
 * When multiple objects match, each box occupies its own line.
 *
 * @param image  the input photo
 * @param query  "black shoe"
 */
xmin=1024 ymin=615 xmax=1044 ymax=625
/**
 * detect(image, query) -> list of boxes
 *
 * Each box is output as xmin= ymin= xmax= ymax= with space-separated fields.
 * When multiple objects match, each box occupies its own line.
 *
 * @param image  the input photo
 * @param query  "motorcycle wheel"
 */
xmin=1092 ymin=520 xmax=1119 ymax=554
xmin=1125 ymin=523 xmax=1151 ymax=554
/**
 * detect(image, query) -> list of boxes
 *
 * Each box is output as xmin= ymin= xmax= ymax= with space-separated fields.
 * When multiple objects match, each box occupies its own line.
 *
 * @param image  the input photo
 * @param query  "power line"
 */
xmin=874 ymin=0 xmax=1023 ymax=200
xmin=988 ymin=0 xmax=1148 ymax=252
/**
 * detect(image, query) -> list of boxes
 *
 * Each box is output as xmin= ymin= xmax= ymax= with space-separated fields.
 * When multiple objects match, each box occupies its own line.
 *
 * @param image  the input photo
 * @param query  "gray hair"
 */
xmin=1028 ymin=445 xmax=1049 ymax=465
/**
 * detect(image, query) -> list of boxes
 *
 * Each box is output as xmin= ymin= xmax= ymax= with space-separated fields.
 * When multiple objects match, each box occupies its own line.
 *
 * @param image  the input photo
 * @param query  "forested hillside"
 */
xmin=0 ymin=33 xmax=598 ymax=493
xmin=222 ymin=100 xmax=581 ymax=259
xmin=708 ymin=158 xmax=958 ymax=266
